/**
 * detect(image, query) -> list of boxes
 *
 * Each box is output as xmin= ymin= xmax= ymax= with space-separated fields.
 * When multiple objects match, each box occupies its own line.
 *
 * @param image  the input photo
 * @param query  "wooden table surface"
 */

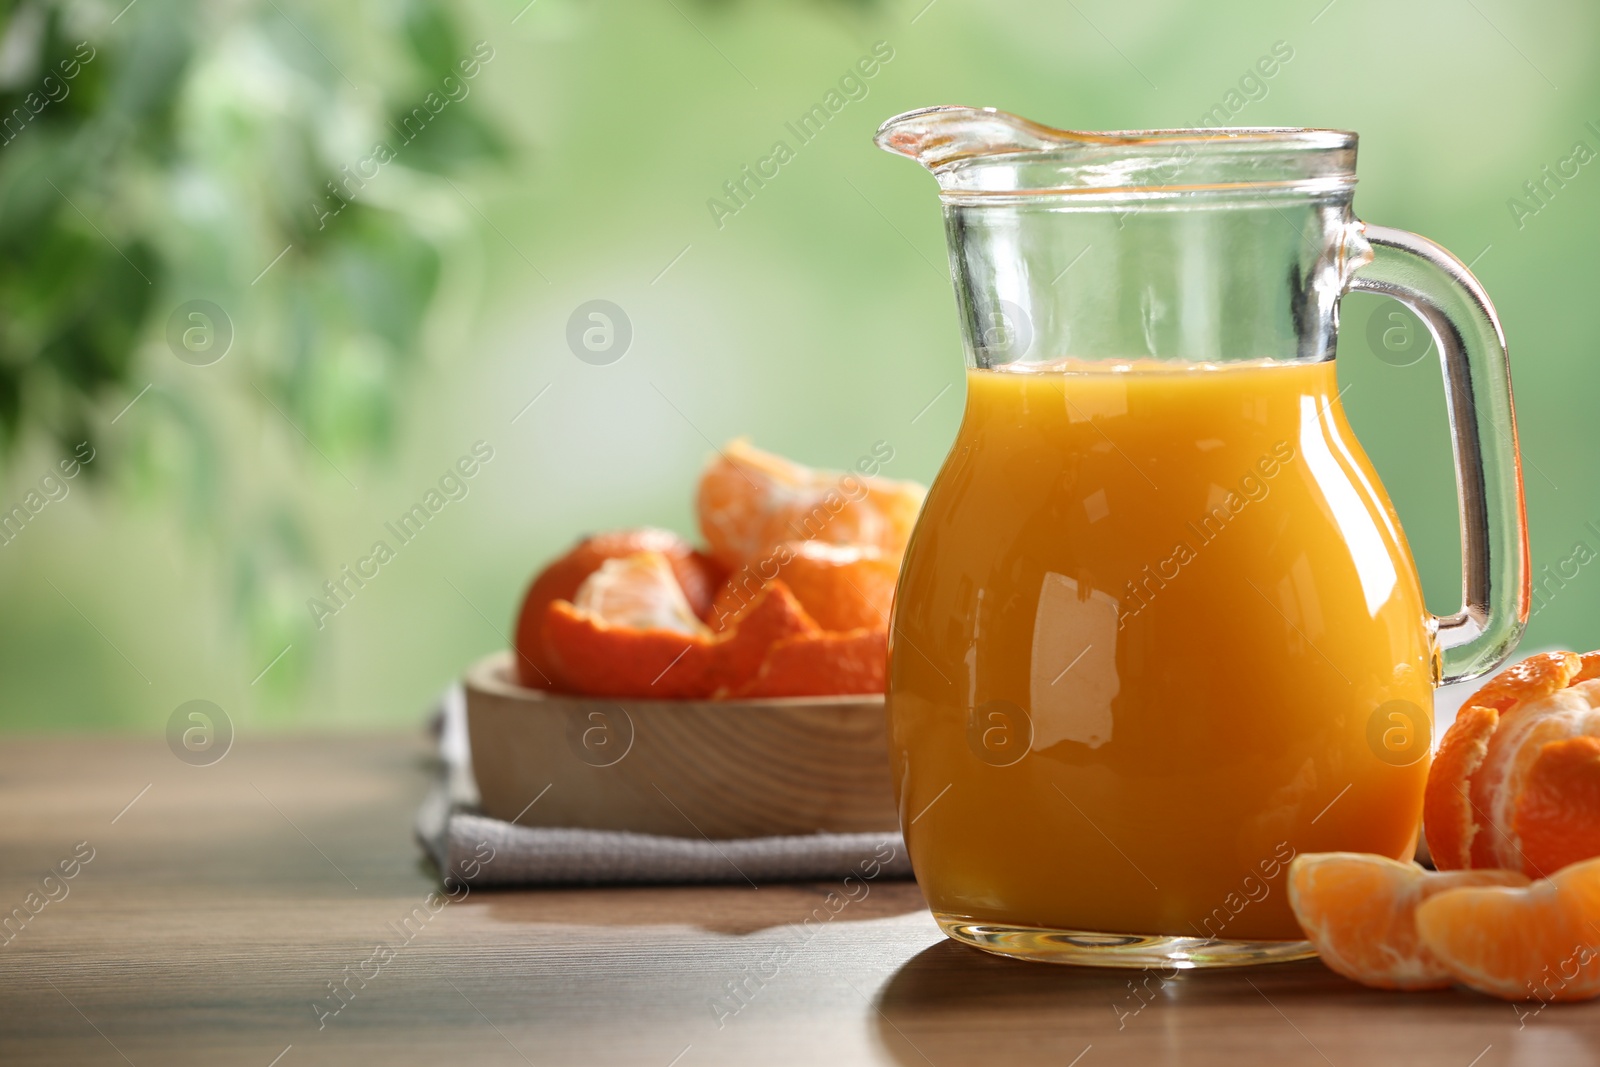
xmin=2 ymin=736 xmax=1596 ymax=1067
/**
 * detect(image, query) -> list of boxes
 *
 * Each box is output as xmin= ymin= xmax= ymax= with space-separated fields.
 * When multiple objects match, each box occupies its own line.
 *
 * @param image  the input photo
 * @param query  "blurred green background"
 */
xmin=1 ymin=0 xmax=1595 ymax=732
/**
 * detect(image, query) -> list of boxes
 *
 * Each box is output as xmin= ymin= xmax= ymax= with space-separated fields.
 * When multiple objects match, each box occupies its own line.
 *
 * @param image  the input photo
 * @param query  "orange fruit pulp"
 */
xmin=889 ymin=359 xmax=1433 ymax=940
xmin=1415 ymin=855 xmax=1600 ymax=1002
xmin=710 ymin=540 xmax=897 ymax=634
xmin=1288 ymin=853 xmax=1529 ymax=990
xmin=739 ymin=627 xmax=888 ymax=698
xmin=572 ymin=551 xmax=708 ymax=636
xmin=696 ymin=438 xmax=924 ymax=571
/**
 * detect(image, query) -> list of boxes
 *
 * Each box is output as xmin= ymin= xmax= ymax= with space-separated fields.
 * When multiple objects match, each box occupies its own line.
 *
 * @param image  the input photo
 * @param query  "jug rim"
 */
xmin=876 ymin=106 xmax=1358 ymax=202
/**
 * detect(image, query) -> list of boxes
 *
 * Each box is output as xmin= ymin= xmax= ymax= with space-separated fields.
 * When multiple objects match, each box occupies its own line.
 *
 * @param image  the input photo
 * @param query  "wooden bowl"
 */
xmin=462 ymin=651 xmax=898 ymax=839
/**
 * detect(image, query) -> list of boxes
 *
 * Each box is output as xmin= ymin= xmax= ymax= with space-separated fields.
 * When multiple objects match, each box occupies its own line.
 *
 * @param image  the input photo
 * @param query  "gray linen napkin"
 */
xmin=415 ymin=685 xmax=913 ymax=886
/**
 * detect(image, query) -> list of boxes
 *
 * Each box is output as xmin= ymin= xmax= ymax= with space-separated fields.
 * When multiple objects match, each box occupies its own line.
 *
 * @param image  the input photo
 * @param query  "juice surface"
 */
xmin=888 ymin=359 xmax=1433 ymax=940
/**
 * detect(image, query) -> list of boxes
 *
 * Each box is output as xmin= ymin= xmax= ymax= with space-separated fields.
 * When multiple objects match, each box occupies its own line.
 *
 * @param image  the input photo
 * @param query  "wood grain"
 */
xmin=465 ymin=651 xmax=899 ymax=837
xmin=1 ymin=734 xmax=1597 ymax=1066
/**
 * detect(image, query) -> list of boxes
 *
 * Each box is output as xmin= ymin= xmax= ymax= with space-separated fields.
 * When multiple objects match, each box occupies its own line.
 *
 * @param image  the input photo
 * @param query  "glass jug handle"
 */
xmin=1345 ymin=223 xmax=1529 ymax=686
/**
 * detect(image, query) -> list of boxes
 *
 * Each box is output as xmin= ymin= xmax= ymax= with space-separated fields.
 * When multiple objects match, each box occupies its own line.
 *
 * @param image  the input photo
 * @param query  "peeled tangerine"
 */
xmin=1424 ymin=650 xmax=1600 ymax=876
xmin=540 ymin=552 xmax=886 ymax=700
xmin=696 ymin=438 xmax=924 ymax=570
xmin=1290 ymin=852 xmax=1600 ymax=1001
xmin=513 ymin=439 xmax=922 ymax=700
xmin=541 ymin=552 xmax=807 ymax=698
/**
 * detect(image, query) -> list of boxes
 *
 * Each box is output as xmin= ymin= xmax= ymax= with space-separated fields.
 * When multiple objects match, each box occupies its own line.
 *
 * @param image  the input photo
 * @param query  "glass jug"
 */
xmin=876 ymin=107 xmax=1528 ymax=968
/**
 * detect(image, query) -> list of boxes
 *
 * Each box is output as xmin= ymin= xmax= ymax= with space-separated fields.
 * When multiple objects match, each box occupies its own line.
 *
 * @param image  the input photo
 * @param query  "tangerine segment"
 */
xmin=711 ymin=541 xmax=898 ymax=634
xmin=541 ymin=580 xmax=818 ymax=700
xmin=573 ymin=552 xmax=709 ymax=636
xmin=1288 ymin=853 xmax=1529 ymax=991
xmin=696 ymin=438 xmax=925 ymax=569
xmin=1416 ymin=856 xmax=1600 ymax=1002
xmin=1424 ymin=706 xmax=1501 ymax=871
xmin=737 ymin=627 xmax=887 ymax=699
xmin=1515 ymin=736 xmax=1600 ymax=877
xmin=512 ymin=528 xmax=718 ymax=688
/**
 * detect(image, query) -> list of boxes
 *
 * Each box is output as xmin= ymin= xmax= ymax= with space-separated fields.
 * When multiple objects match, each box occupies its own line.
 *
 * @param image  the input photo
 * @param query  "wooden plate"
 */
xmin=462 ymin=651 xmax=898 ymax=839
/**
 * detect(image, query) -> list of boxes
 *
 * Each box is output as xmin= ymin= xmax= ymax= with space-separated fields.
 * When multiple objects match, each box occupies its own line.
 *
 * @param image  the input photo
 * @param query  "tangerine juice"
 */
xmin=888 ymin=359 xmax=1433 ymax=940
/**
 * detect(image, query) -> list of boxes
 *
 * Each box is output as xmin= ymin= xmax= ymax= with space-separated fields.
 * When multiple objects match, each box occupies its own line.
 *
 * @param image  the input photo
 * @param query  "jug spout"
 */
xmin=874 ymin=106 xmax=1105 ymax=172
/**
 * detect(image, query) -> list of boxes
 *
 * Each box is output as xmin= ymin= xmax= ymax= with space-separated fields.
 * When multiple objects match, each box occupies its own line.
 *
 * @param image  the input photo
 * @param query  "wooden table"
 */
xmin=1 ymin=737 xmax=1595 ymax=1066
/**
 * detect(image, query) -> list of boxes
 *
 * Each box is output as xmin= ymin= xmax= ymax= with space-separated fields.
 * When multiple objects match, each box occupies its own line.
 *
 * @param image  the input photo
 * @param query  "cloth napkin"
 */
xmin=415 ymin=686 xmax=913 ymax=887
